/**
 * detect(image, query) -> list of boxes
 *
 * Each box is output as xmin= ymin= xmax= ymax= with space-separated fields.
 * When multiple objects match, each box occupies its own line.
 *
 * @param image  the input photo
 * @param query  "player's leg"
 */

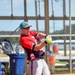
xmin=33 ymin=59 xmax=43 ymax=75
xmin=42 ymin=59 xmax=50 ymax=75
xmin=26 ymin=60 xmax=31 ymax=75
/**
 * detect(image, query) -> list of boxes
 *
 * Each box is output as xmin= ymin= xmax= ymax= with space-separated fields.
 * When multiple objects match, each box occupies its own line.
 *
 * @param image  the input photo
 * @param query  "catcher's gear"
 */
xmin=0 ymin=39 xmax=13 ymax=54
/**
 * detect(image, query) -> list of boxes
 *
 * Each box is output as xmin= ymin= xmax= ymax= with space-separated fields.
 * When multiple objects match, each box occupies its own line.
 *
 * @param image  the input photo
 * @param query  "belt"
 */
xmin=27 ymin=56 xmax=44 ymax=61
xmin=36 ymin=56 xmax=44 ymax=59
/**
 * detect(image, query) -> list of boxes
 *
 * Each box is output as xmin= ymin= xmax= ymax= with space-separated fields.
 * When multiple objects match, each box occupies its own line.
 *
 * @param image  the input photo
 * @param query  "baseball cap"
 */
xmin=19 ymin=21 xmax=32 ymax=29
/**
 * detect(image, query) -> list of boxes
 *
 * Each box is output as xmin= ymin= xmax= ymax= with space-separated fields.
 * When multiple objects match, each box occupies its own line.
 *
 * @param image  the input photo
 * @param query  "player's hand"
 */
xmin=44 ymin=35 xmax=52 ymax=44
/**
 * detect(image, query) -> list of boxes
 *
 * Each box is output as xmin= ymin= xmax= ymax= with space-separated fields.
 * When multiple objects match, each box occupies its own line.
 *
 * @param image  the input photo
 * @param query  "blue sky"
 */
xmin=0 ymin=0 xmax=75 ymax=33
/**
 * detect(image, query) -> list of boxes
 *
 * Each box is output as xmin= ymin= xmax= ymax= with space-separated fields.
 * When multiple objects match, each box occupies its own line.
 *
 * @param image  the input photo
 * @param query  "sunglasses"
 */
xmin=22 ymin=27 xmax=30 ymax=29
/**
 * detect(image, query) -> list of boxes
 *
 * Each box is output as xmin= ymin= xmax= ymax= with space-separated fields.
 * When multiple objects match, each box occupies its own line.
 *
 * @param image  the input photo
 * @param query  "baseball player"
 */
xmin=19 ymin=21 xmax=52 ymax=75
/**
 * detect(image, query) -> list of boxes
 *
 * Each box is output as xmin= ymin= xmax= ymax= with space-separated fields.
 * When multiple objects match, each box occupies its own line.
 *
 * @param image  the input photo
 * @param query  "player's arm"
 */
xmin=36 ymin=32 xmax=46 ymax=39
xmin=30 ymin=31 xmax=46 ymax=39
xmin=34 ymin=35 xmax=52 ymax=51
xmin=33 ymin=42 xmax=47 ymax=51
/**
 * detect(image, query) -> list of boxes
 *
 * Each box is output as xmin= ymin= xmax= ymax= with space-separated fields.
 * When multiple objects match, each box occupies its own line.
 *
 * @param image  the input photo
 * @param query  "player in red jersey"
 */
xmin=20 ymin=21 xmax=52 ymax=75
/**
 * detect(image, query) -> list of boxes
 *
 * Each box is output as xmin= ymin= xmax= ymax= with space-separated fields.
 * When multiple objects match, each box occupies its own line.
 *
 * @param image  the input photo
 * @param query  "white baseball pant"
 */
xmin=27 ymin=59 xmax=50 ymax=75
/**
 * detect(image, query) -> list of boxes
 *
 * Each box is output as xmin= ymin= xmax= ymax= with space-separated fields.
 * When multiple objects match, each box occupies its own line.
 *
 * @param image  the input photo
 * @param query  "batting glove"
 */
xmin=44 ymin=35 xmax=52 ymax=44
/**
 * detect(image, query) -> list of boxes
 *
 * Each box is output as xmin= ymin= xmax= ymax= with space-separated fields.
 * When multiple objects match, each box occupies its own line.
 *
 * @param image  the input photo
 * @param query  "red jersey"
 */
xmin=20 ymin=31 xmax=38 ymax=50
xmin=20 ymin=31 xmax=45 ymax=60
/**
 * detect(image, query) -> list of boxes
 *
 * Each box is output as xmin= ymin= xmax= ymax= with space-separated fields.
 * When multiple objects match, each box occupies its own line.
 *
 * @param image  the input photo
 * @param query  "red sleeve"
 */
xmin=20 ymin=36 xmax=35 ymax=50
xmin=30 ymin=31 xmax=38 ymax=37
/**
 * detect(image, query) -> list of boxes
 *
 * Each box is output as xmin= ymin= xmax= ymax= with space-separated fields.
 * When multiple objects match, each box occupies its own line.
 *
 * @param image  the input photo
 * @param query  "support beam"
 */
xmin=0 ymin=16 xmax=75 ymax=20
xmin=0 ymin=34 xmax=75 ymax=37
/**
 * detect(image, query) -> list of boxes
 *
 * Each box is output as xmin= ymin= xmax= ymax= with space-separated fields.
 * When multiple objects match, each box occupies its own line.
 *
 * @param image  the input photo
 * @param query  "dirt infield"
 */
xmin=51 ymin=73 xmax=75 ymax=75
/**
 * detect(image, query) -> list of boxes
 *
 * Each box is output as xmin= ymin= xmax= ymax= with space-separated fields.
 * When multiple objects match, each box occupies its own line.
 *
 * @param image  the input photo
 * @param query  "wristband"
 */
xmin=44 ymin=41 xmax=47 ymax=44
xmin=45 ymin=35 xmax=47 ymax=38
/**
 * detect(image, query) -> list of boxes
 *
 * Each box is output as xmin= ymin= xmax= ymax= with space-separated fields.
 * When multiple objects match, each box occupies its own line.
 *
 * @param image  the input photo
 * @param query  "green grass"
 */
xmin=53 ymin=60 xmax=75 ymax=73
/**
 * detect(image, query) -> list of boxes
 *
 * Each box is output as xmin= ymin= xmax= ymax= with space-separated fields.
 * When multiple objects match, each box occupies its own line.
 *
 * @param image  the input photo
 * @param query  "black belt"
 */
xmin=36 ymin=56 xmax=44 ymax=59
